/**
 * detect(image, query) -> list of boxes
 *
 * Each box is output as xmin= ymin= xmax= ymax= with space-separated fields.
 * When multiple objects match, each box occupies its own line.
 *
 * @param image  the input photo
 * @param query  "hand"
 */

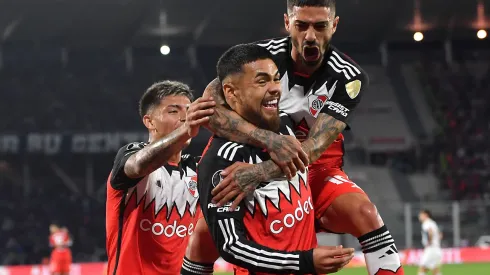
xmin=185 ymin=97 xmax=216 ymax=137
xmin=313 ymin=246 xmax=355 ymax=274
xmin=211 ymin=162 xmax=256 ymax=209
xmin=267 ymin=135 xmax=309 ymax=180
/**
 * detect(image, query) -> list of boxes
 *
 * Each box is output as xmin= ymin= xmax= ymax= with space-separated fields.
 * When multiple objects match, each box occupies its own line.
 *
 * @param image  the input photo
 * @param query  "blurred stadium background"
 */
xmin=0 ymin=0 xmax=490 ymax=274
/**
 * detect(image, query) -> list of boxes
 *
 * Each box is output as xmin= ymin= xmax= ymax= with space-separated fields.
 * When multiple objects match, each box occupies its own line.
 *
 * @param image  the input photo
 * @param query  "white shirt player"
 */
xmin=421 ymin=219 xmax=441 ymax=248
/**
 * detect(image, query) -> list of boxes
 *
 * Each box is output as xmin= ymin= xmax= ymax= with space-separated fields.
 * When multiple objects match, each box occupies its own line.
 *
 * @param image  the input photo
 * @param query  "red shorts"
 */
xmin=308 ymin=163 xmax=366 ymax=219
xmin=50 ymin=249 xmax=72 ymax=273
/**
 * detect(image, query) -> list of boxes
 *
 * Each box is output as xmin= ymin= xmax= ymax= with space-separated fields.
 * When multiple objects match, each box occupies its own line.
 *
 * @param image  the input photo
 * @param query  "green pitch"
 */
xmin=216 ymin=263 xmax=490 ymax=275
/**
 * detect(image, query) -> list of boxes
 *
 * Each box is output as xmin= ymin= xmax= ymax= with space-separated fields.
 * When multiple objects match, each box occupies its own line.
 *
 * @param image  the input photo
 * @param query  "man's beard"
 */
xmin=246 ymin=109 xmax=281 ymax=132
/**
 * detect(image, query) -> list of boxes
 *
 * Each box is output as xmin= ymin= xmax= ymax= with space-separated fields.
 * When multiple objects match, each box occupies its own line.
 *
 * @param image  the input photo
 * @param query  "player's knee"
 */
xmin=358 ymin=201 xmax=379 ymax=221
xmin=353 ymin=199 xmax=383 ymax=230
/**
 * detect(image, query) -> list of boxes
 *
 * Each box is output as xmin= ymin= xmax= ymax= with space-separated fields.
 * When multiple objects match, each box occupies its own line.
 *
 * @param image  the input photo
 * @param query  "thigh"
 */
xmin=309 ymin=166 xmax=366 ymax=220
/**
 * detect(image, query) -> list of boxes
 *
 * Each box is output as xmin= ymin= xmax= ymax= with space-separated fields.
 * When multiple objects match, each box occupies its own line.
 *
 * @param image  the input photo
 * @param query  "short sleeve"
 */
xmin=110 ymin=142 xmax=146 ymax=190
xmin=321 ymin=69 xmax=369 ymax=127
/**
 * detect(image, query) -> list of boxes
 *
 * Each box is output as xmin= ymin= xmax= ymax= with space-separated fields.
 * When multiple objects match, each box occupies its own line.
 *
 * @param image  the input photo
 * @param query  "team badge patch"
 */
xmin=345 ymin=80 xmax=361 ymax=99
xmin=186 ymin=176 xmax=198 ymax=198
xmin=211 ymin=170 xmax=224 ymax=188
xmin=308 ymin=95 xmax=328 ymax=117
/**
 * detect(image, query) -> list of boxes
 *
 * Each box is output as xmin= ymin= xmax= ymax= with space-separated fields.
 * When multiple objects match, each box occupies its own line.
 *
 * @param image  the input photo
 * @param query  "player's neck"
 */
xmin=167 ymin=152 xmax=181 ymax=166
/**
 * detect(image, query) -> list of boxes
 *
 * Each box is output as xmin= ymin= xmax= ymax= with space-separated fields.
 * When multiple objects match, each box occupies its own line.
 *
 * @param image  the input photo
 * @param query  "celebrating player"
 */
xmin=105 ymin=81 xmax=215 ymax=275
xmin=186 ymin=1 xmax=404 ymax=275
xmin=418 ymin=209 xmax=443 ymax=275
xmin=182 ymin=43 xmax=354 ymax=275
xmin=49 ymin=224 xmax=72 ymax=275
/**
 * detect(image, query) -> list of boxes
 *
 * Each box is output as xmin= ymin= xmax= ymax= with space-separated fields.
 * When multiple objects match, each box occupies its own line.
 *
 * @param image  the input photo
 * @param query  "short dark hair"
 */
xmin=216 ymin=43 xmax=274 ymax=83
xmin=287 ymin=0 xmax=336 ymax=14
xmin=420 ymin=209 xmax=433 ymax=219
xmin=138 ymin=80 xmax=194 ymax=118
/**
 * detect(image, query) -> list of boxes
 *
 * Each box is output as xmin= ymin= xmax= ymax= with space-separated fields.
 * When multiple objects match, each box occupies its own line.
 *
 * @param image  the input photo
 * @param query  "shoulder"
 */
xmin=254 ymin=36 xmax=290 ymax=63
xmin=201 ymin=136 xmax=250 ymax=163
xmin=113 ymin=142 xmax=147 ymax=166
xmin=116 ymin=142 xmax=147 ymax=156
xmin=327 ymin=46 xmax=369 ymax=85
xmin=181 ymin=153 xmax=201 ymax=169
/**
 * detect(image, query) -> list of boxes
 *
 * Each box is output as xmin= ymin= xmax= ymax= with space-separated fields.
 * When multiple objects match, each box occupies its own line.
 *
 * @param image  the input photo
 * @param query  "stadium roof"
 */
xmin=0 ymin=0 xmax=488 ymax=48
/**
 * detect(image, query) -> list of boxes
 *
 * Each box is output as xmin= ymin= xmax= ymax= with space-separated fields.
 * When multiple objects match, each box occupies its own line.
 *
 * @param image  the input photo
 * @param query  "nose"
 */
xmin=269 ymin=82 xmax=281 ymax=96
xmin=305 ymin=26 xmax=316 ymax=44
xmin=179 ymin=111 xmax=186 ymax=123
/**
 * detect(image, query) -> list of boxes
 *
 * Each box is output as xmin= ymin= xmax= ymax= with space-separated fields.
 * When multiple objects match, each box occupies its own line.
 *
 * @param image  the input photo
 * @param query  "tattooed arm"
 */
xmin=243 ymin=113 xmax=344 ymax=180
xmin=204 ymin=79 xmax=274 ymax=147
xmin=204 ymin=79 xmax=309 ymax=176
xmin=211 ymin=113 xmax=346 ymax=206
xmin=211 ymin=70 xmax=368 ymax=206
xmin=123 ymin=126 xmax=192 ymax=178
xmin=110 ymin=97 xmax=215 ymax=190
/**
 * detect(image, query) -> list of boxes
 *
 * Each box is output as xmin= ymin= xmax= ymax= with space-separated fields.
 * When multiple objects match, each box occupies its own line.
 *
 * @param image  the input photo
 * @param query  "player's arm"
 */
xmin=200 ymin=160 xmax=316 ymax=274
xmin=211 ymin=74 xmax=369 ymax=207
xmin=203 ymin=79 xmax=308 ymax=177
xmin=110 ymin=97 xmax=215 ymax=190
xmin=203 ymin=79 xmax=269 ymax=147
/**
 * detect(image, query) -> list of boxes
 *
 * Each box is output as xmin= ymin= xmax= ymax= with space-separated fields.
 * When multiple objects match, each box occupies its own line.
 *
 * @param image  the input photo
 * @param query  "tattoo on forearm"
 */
xmin=234 ymin=161 xmax=283 ymax=193
xmin=301 ymin=113 xmax=346 ymax=163
xmin=232 ymin=114 xmax=346 ymax=192
xmin=206 ymin=79 xmax=277 ymax=148
xmin=125 ymin=126 xmax=189 ymax=178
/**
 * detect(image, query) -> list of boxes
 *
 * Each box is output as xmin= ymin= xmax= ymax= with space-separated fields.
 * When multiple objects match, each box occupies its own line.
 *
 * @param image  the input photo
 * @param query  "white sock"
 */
xmin=358 ymin=225 xmax=403 ymax=275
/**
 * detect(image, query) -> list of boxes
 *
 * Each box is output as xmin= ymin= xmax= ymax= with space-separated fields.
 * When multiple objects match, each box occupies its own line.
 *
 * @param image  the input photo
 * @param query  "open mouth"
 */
xmin=303 ymin=46 xmax=320 ymax=61
xmin=262 ymin=99 xmax=278 ymax=110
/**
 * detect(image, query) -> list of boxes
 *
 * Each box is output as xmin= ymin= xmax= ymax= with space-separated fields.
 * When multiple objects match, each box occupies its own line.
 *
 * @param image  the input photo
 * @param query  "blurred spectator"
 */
xmin=418 ymin=59 xmax=490 ymax=200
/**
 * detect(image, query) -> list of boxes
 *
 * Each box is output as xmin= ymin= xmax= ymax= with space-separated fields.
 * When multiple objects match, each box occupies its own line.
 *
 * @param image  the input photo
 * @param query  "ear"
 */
xmin=222 ymin=81 xmax=238 ymax=107
xmin=142 ymin=114 xmax=155 ymax=131
xmin=284 ymin=13 xmax=290 ymax=32
xmin=332 ymin=16 xmax=339 ymax=34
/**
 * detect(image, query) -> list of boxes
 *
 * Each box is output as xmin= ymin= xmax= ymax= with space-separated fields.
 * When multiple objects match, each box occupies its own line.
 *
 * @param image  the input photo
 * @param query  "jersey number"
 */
xmin=326 ymin=175 xmax=361 ymax=189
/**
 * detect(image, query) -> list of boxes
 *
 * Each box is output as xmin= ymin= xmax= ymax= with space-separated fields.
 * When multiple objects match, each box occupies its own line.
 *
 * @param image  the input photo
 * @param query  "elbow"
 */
xmin=220 ymin=252 xmax=242 ymax=268
xmin=217 ymin=244 xmax=242 ymax=267
xmin=124 ymin=162 xmax=147 ymax=179
xmin=217 ymin=247 xmax=235 ymax=264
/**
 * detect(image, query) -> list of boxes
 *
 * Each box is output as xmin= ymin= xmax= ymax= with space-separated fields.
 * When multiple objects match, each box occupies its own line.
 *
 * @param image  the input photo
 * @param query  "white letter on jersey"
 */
xmin=269 ymin=197 xmax=313 ymax=234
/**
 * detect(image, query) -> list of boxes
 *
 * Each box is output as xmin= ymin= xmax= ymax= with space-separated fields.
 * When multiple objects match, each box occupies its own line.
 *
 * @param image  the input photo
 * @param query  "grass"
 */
xmin=216 ymin=263 xmax=490 ymax=275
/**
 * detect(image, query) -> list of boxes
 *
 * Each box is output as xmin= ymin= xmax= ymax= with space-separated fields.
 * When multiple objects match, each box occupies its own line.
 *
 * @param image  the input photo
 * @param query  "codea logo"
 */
xmin=269 ymin=197 xmax=313 ymax=234
xmin=139 ymin=219 xmax=194 ymax=238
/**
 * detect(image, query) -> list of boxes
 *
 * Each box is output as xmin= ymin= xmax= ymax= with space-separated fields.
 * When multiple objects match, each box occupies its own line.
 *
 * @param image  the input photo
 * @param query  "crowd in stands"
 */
xmin=418 ymin=58 xmax=490 ymax=201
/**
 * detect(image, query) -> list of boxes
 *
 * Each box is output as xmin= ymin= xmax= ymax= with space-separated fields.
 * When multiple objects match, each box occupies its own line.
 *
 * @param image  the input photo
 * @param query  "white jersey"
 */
xmin=421 ymin=219 xmax=441 ymax=248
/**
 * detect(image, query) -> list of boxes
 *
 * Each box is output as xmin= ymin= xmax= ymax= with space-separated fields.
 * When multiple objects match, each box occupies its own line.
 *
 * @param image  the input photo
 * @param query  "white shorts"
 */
xmin=420 ymin=247 xmax=443 ymax=269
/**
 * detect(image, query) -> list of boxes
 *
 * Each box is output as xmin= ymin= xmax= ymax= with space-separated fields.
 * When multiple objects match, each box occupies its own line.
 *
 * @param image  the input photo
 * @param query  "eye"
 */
xmin=314 ymin=23 xmax=328 ymax=31
xmin=168 ymin=110 xmax=178 ymax=114
xmin=295 ymin=22 xmax=308 ymax=32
